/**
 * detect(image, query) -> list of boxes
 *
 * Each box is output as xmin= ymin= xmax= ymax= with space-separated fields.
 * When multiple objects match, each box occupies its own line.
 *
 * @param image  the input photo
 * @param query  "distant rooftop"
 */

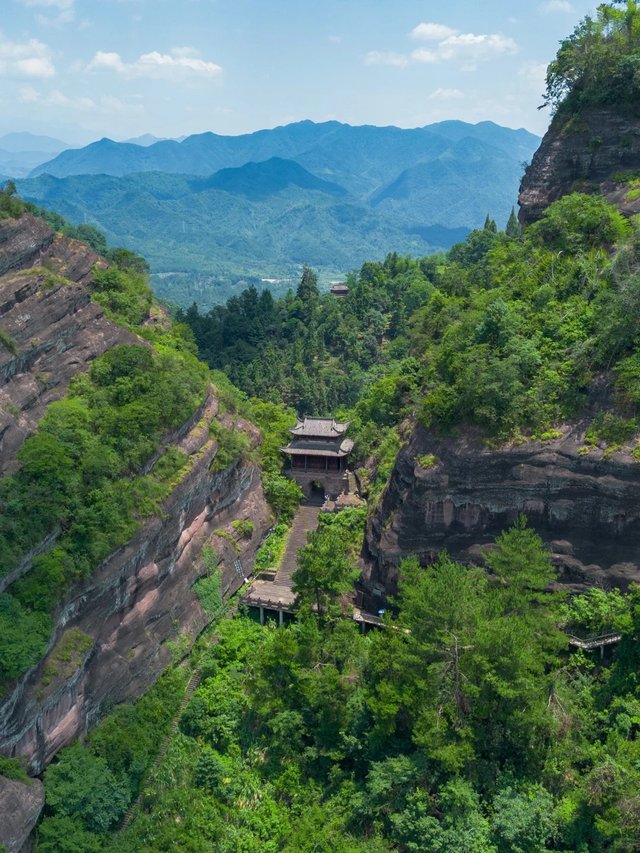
xmin=330 ymin=282 xmax=349 ymax=296
xmin=290 ymin=416 xmax=350 ymax=438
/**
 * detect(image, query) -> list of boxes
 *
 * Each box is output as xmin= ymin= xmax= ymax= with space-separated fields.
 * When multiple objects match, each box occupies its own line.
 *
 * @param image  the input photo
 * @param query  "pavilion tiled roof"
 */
xmin=281 ymin=437 xmax=354 ymax=457
xmin=289 ymin=417 xmax=350 ymax=438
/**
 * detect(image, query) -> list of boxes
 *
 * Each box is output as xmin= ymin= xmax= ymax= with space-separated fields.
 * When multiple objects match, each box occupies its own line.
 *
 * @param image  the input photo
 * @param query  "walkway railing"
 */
xmin=119 ymin=667 xmax=202 ymax=833
xmin=567 ymin=632 xmax=622 ymax=651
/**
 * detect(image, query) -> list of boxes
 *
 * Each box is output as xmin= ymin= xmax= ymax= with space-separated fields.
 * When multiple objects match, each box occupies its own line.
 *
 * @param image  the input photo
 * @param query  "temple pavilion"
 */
xmin=281 ymin=416 xmax=354 ymax=498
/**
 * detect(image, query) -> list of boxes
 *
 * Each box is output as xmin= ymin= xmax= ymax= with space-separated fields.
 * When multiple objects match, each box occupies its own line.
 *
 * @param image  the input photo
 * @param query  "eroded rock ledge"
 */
xmin=366 ymin=414 xmax=640 ymax=598
xmin=0 ymin=213 xmax=138 ymax=473
xmin=519 ymin=106 xmax=640 ymax=225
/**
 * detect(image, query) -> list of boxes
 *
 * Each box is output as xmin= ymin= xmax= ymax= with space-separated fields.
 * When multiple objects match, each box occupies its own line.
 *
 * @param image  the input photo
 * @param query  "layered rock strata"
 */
xmin=0 ymin=398 xmax=271 ymax=774
xmin=519 ymin=106 xmax=640 ymax=225
xmin=366 ymin=413 xmax=640 ymax=597
xmin=0 ymin=213 xmax=138 ymax=473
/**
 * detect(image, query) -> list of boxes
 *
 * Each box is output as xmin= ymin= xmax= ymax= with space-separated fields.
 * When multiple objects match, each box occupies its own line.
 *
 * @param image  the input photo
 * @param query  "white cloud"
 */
xmin=19 ymin=0 xmax=75 ymax=26
xmin=411 ymin=23 xmax=458 ymax=41
xmin=86 ymin=47 xmax=223 ymax=79
xmin=16 ymin=85 xmax=144 ymax=115
xmin=365 ymin=51 xmax=409 ymax=68
xmin=539 ymin=0 xmax=574 ymax=12
xmin=428 ymin=87 xmax=464 ymax=100
xmin=410 ymin=48 xmax=439 ymax=64
xmin=47 ymin=88 xmax=95 ymax=110
xmin=87 ymin=51 xmax=125 ymax=73
xmin=18 ymin=84 xmax=40 ymax=102
xmin=20 ymin=0 xmax=72 ymax=7
xmin=367 ymin=25 xmax=518 ymax=69
xmin=432 ymin=33 xmax=518 ymax=62
xmin=0 ymin=36 xmax=55 ymax=77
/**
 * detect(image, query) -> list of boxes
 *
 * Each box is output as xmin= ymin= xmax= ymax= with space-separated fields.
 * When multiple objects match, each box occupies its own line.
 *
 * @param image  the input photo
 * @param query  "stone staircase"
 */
xmin=275 ymin=504 xmax=321 ymax=585
xmin=119 ymin=667 xmax=202 ymax=833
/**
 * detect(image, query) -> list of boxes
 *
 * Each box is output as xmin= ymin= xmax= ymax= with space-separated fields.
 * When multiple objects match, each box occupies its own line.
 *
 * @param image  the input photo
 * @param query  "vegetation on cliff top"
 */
xmin=183 ymin=191 xmax=640 ymax=457
xmin=543 ymin=0 xmax=640 ymax=115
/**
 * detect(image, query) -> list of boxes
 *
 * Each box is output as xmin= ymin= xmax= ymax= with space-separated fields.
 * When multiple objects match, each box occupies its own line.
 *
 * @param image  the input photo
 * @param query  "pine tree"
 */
xmin=506 ymin=207 xmax=521 ymax=238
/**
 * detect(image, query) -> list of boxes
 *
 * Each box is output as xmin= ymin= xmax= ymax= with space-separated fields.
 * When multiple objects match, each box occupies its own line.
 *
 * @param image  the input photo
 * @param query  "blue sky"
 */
xmin=2 ymin=0 xmax=598 ymax=144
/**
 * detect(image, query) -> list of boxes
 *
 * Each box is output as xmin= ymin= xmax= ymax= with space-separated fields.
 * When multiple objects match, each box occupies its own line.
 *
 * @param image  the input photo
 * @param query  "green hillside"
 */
xmin=16 ymin=167 xmax=435 ymax=306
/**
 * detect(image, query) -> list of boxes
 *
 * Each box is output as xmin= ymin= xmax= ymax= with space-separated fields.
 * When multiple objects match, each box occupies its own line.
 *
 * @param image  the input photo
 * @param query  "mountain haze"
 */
xmin=18 ymin=120 xmax=539 ymax=305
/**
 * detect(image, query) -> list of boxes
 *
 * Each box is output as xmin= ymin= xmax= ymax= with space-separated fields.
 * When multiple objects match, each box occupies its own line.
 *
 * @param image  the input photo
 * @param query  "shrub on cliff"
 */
xmin=0 ymin=341 xmax=208 ymax=684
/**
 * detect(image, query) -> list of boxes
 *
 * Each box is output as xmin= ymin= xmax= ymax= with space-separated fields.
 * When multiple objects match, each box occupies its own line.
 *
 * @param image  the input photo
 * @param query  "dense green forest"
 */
xmin=4 ymin=3 xmax=640 ymax=851
xmin=34 ymin=515 xmax=640 ymax=852
xmin=182 ymin=189 xmax=640 ymax=479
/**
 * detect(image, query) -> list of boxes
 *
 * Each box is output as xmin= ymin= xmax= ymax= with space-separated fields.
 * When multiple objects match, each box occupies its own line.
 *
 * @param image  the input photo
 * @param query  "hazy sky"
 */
xmin=3 ymin=0 xmax=599 ymax=144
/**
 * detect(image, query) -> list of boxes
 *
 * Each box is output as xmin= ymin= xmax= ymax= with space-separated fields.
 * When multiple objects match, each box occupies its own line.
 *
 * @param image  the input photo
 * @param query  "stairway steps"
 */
xmin=119 ymin=667 xmax=202 ymax=833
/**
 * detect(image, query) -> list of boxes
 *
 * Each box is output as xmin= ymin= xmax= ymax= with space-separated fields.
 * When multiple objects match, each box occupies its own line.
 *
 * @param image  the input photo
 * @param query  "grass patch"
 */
xmin=0 ymin=328 xmax=17 ymax=356
xmin=41 ymin=628 xmax=93 ymax=687
xmin=231 ymin=518 xmax=255 ymax=539
xmin=0 ymin=754 xmax=30 ymax=783
xmin=416 ymin=453 xmax=438 ymax=469
xmin=209 ymin=422 xmax=250 ymax=473
xmin=255 ymin=522 xmax=291 ymax=572
xmin=584 ymin=413 xmax=639 ymax=449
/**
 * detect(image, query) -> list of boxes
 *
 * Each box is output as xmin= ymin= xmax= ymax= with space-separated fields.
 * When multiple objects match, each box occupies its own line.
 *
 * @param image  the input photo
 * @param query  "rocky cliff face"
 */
xmin=519 ymin=107 xmax=640 ymax=225
xmin=0 ymin=774 xmax=44 ymax=852
xmin=0 ymin=213 xmax=273 ymax=780
xmin=0 ymin=213 xmax=138 ymax=474
xmin=0 ymin=394 xmax=271 ymax=774
xmin=366 ymin=393 xmax=640 ymax=597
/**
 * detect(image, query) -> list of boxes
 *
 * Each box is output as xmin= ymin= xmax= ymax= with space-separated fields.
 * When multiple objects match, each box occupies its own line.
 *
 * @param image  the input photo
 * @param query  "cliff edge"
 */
xmin=0 ymin=211 xmax=272 ymax=781
xmin=366 ymin=388 xmax=640 ymax=598
xmin=519 ymin=107 xmax=640 ymax=226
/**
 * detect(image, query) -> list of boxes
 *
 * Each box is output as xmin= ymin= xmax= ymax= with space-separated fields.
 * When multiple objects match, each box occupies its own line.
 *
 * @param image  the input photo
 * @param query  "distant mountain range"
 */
xmin=0 ymin=132 xmax=70 ymax=178
xmin=15 ymin=120 xmax=540 ymax=306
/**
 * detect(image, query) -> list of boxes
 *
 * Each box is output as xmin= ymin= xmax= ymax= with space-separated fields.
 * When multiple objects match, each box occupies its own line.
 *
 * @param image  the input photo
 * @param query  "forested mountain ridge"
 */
xmin=29 ymin=119 xmax=539 ymax=185
xmin=15 ymin=120 xmax=539 ymax=306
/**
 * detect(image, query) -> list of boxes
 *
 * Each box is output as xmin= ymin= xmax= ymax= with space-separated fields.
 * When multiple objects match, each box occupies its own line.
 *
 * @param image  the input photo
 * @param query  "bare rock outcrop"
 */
xmin=366 ymin=409 xmax=640 ymax=598
xmin=0 ymin=774 xmax=44 ymax=853
xmin=0 ymin=214 xmax=137 ymax=473
xmin=519 ymin=106 xmax=640 ymax=225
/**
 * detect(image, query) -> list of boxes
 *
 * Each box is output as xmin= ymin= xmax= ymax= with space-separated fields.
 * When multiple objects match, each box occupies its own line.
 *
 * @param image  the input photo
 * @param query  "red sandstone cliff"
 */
xmin=366 ymin=380 xmax=640 ymax=598
xmin=0 ymin=214 xmax=272 ymax=788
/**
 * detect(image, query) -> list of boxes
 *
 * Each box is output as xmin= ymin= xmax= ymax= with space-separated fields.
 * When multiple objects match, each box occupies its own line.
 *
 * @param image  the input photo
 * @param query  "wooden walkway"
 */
xmin=568 ymin=632 xmax=622 ymax=651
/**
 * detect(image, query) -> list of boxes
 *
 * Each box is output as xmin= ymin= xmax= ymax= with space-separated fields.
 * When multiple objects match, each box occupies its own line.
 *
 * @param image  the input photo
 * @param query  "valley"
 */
xmin=3 ymin=1 xmax=640 ymax=851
